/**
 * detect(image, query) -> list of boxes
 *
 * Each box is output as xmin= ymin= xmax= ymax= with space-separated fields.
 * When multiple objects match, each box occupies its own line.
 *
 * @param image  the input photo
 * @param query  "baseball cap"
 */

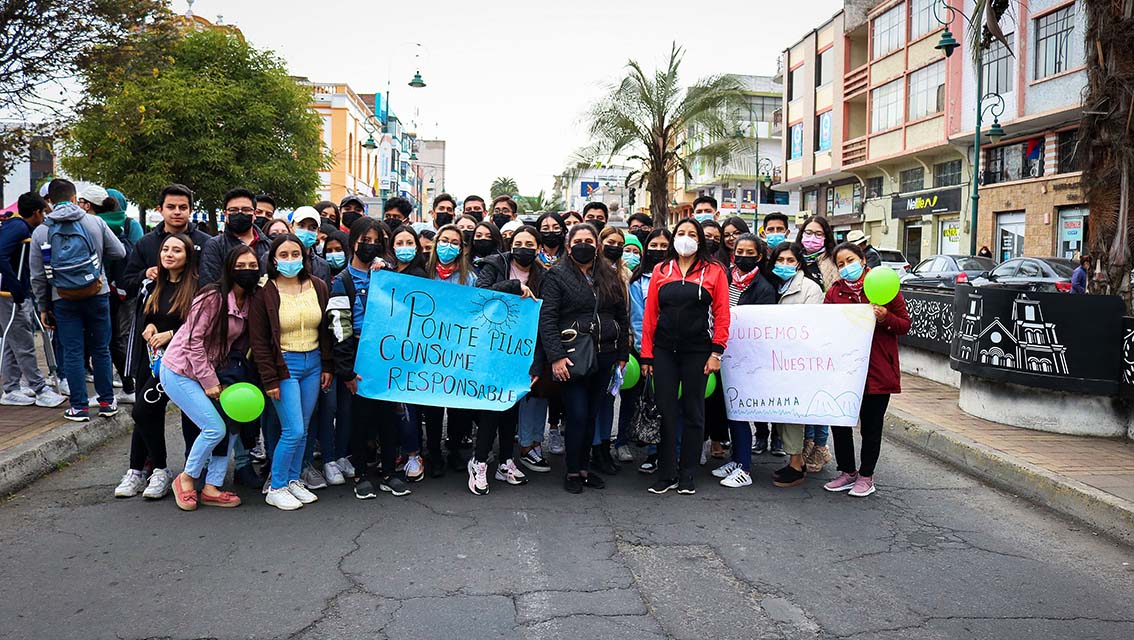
xmin=501 ymin=220 xmax=523 ymax=235
xmin=340 ymin=195 xmax=366 ymax=210
xmin=291 ymin=206 xmax=320 ymax=227
xmin=78 ymin=184 xmax=109 ymax=205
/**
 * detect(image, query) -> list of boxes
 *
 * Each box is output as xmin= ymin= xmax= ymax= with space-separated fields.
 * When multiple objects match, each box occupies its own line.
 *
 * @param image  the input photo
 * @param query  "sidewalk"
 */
xmin=887 ymin=375 xmax=1134 ymax=545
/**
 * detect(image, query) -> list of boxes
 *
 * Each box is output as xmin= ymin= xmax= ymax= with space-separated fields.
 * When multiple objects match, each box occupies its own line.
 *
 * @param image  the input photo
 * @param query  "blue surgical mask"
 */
xmin=765 ymin=232 xmax=786 ymax=247
xmin=395 ymin=246 xmax=417 ymax=263
xmin=294 ymin=228 xmax=317 ymax=248
xmin=622 ymin=252 xmax=641 ymax=270
xmin=839 ymin=262 xmax=864 ymax=282
xmin=436 ymin=242 xmax=460 ymax=264
xmin=694 ymin=213 xmax=714 ymax=224
xmin=325 ymin=251 xmax=346 ymax=268
xmin=772 ymin=264 xmax=797 ymax=281
xmin=276 ymin=258 xmax=303 ymax=278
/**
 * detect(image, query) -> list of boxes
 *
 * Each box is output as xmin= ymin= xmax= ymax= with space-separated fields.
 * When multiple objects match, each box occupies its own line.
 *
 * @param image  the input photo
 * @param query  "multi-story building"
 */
xmin=1 ymin=135 xmax=53 ymax=211
xmin=556 ymin=165 xmax=635 ymax=215
xmin=776 ymin=0 xmax=1087 ymax=265
xmin=417 ymin=139 xmax=446 ymax=211
xmin=302 ymin=79 xmax=385 ymax=205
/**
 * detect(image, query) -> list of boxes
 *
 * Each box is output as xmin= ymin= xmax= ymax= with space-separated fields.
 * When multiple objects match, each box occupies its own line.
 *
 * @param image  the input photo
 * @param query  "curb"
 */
xmin=0 ymin=411 xmax=133 ymax=497
xmin=885 ymin=407 xmax=1134 ymax=547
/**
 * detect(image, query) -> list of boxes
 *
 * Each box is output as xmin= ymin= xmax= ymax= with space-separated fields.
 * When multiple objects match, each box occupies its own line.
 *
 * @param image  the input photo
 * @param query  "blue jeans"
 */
xmin=517 ymin=394 xmax=548 ymax=448
xmin=161 ymin=365 xmax=233 ymax=486
xmin=270 ymin=350 xmax=321 ymax=490
xmin=400 ymin=404 xmax=422 ymax=454
xmin=805 ymin=425 xmax=829 ymax=446
xmin=728 ymin=420 xmax=753 ymax=471
xmin=54 ymin=294 xmax=114 ymax=410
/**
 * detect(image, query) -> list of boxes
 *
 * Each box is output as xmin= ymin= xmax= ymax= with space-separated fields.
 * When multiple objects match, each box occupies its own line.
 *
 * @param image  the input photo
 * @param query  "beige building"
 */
xmin=300 ymin=79 xmax=386 ymax=204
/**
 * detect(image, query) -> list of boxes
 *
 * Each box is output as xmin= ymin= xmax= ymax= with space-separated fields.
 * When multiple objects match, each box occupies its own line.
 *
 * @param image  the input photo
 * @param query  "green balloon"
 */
xmin=621 ymin=355 xmax=641 ymax=390
xmin=219 ymin=382 xmax=265 ymax=423
xmin=864 ymin=266 xmax=901 ymax=305
xmin=705 ymin=372 xmax=717 ymax=398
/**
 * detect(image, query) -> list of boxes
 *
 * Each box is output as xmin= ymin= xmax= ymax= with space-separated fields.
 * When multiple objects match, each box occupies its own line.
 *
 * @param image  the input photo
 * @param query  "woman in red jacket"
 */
xmin=640 ymin=218 xmax=731 ymax=496
xmin=822 ymin=242 xmax=910 ymax=497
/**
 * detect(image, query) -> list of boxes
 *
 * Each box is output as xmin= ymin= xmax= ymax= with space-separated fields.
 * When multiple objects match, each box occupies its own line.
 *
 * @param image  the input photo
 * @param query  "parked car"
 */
xmin=875 ymin=248 xmax=911 ymax=276
xmin=902 ymin=254 xmax=997 ymax=288
xmin=969 ymin=256 xmax=1078 ymax=292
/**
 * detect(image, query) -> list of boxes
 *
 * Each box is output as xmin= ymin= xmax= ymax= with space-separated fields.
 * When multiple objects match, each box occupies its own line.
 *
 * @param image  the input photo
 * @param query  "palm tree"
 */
xmin=580 ymin=43 xmax=747 ymax=226
xmin=490 ymin=176 xmax=519 ymax=199
xmin=520 ymin=189 xmax=564 ymax=214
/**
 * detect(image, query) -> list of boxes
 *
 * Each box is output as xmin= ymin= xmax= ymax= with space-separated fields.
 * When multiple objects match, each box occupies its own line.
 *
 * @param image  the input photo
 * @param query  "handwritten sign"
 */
xmin=720 ymin=304 xmax=875 ymax=426
xmin=356 ymin=270 xmax=542 ymax=410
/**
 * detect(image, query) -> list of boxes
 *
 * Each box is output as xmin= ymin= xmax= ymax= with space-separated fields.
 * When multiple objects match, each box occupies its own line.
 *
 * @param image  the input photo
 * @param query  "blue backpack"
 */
xmin=44 ymin=218 xmax=103 ymax=299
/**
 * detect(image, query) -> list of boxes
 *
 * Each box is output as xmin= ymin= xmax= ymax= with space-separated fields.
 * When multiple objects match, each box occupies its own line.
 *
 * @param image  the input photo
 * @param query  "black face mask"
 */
xmin=588 ymin=219 xmax=606 ymax=232
xmin=472 ymin=239 xmax=496 ymax=258
xmin=631 ymin=229 xmax=650 ymax=246
xmin=541 ymin=230 xmax=564 ymax=248
xmin=321 ymin=216 xmax=339 ymax=228
xmin=355 ymin=243 xmax=381 ymax=263
xmin=644 ymin=248 xmax=668 ymax=266
xmin=734 ymin=256 xmax=760 ymax=274
xmin=385 ymin=217 xmax=402 ymax=232
xmin=341 ymin=211 xmax=363 ymax=229
xmin=226 ymin=213 xmax=253 ymax=235
xmin=231 ymin=268 xmax=260 ymax=291
xmin=253 ymin=216 xmax=271 ymax=230
xmin=434 ymin=213 xmax=453 ymax=227
xmin=602 ymin=245 xmax=623 ymax=262
xmin=492 ymin=214 xmax=512 ymax=230
xmin=512 ymin=247 xmax=537 ymax=267
xmin=570 ymin=243 xmax=596 ymax=264
xmin=705 ymin=239 xmax=721 ymax=255
xmin=461 ymin=230 xmax=474 ymax=246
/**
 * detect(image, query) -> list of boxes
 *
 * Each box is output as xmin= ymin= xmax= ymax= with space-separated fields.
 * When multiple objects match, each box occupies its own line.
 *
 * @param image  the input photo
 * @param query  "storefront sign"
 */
xmin=891 ymin=187 xmax=963 ymax=219
xmin=939 ymin=218 xmax=961 ymax=254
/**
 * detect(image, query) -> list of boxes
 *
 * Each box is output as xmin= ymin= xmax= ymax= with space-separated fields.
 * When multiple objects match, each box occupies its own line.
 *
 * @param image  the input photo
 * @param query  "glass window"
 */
xmin=790 ymin=123 xmax=804 ymax=159
xmin=934 ymin=160 xmax=962 ymax=187
xmin=1058 ymin=129 xmax=1081 ymax=173
xmin=802 ymin=189 xmax=818 ymax=213
xmin=900 ymin=167 xmax=925 ymax=193
xmin=995 ymin=212 xmax=1026 ymax=261
xmin=872 ymin=4 xmax=906 ymax=59
xmin=991 ymin=260 xmax=1019 ymax=278
xmin=816 ymin=49 xmax=834 ymax=87
xmin=982 ymin=35 xmax=1014 ymax=94
xmin=788 ymin=66 xmax=806 ymax=101
xmin=1035 ymin=6 xmax=1074 ymax=79
xmin=908 ymin=61 xmax=945 ymax=120
xmin=1017 ymin=260 xmax=1044 ymax=278
xmin=910 ymin=0 xmax=936 ymax=40
xmin=865 ymin=176 xmax=884 ymax=199
xmin=745 ymin=95 xmax=779 ymax=124
xmin=1058 ymin=206 xmax=1088 ymax=259
xmin=984 ymin=139 xmax=1045 ymax=184
xmin=816 ymin=111 xmax=832 ymax=151
xmin=871 ymin=78 xmax=904 ymax=132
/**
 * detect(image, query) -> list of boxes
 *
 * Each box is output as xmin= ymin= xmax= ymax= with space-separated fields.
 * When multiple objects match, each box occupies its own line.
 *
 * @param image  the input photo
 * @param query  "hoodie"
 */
xmin=29 ymin=201 xmax=126 ymax=308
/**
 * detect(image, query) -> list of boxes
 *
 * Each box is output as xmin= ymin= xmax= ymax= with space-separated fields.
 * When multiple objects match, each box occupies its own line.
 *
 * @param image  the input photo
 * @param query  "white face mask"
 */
xmin=674 ymin=235 xmax=698 ymax=257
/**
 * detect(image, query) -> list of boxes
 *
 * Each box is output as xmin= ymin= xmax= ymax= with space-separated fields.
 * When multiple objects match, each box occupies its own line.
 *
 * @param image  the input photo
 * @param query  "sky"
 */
xmin=184 ymin=0 xmax=842 ymax=200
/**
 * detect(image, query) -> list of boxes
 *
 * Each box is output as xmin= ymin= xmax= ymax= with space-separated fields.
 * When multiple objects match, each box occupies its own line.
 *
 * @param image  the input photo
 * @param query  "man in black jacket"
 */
xmin=120 ymin=184 xmax=212 ymax=298
xmin=198 ymin=188 xmax=271 ymax=286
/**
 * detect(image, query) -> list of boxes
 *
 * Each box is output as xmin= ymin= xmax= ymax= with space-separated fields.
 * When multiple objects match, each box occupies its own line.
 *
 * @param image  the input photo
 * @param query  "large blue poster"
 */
xmin=356 ymin=269 xmax=542 ymax=410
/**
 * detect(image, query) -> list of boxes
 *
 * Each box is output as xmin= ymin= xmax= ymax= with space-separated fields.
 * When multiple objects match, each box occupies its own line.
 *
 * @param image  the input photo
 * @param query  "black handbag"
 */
xmin=631 ymin=374 xmax=662 ymax=445
xmin=560 ymin=288 xmax=599 ymax=378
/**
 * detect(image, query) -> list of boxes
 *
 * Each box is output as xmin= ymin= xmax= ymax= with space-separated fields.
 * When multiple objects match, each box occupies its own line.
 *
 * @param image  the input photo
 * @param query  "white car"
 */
xmin=875 ymin=248 xmax=911 ymax=277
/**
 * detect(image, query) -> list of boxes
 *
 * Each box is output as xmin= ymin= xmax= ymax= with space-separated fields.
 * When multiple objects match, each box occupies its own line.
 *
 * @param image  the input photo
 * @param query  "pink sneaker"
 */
xmin=848 ymin=475 xmax=876 ymax=497
xmin=823 ymin=471 xmax=858 ymax=492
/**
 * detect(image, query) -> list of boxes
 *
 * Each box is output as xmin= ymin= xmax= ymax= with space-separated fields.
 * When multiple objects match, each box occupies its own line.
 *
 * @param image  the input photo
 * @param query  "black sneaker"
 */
xmin=519 ymin=450 xmax=551 ymax=473
xmin=98 ymin=401 xmax=118 ymax=418
xmin=234 ymin=465 xmax=262 ymax=488
xmin=354 ymin=479 xmax=377 ymax=499
xmin=771 ymin=464 xmax=792 ymax=482
xmin=564 ymin=474 xmax=584 ymax=494
xmin=648 ymin=477 xmax=678 ymax=494
xmin=772 ymin=465 xmax=806 ymax=488
xmin=591 ymin=446 xmax=619 ymax=475
xmin=638 ymin=454 xmax=659 ymax=474
xmin=677 ymin=475 xmax=696 ymax=495
xmin=380 ymin=476 xmax=411 ymax=496
xmin=770 ymin=442 xmax=786 ymax=457
xmin=581 ymin=473 xmax=605 ymax=489
xmin=752 ymin=440 xmax=767 ymax=455
xmin=63 ymin=407 xmax=89 ymax=422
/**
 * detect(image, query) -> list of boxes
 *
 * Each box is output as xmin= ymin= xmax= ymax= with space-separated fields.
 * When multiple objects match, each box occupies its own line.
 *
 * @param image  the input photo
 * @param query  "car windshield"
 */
xmin=877 ymin=250 xmax=905 ymax=262
xmin=1046 ymin=260 xmax=1077 ymax=278
xmin=957 ymin=257 xmax=995 ymax=271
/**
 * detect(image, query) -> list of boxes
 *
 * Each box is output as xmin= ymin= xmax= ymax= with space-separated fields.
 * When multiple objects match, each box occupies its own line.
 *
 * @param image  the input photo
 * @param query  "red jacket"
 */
xmin=641 ymin=258 xmax=730 ymax=363
xmin=824 ymin=277 xmax=910 ymax=395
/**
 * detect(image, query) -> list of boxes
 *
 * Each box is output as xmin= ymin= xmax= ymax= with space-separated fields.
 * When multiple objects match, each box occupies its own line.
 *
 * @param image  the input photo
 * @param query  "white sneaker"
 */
xmin=114 ymin=389 xmax=135 ymax=404
xmin=495 ymin=459 xmax=528 ymax=485
xmin=266 ymin=486 xmax=303 ymax=510
xmin=114 ymin=470 xmax=147 ymax=498
xmin=300 ymin=464 xmax=328 ymax=490
xmin=142 ymin=468 xmax=173 ymax=499
xmin=700 ymin=440 xmax=711 ymax=466
xmin=614 ymin=445 xmax=633 ymax=462
xmin=112 ymin=373 xmax=123 ymax=388
xmin=720 ymin=467 xmax=752 ymax=488
xmin=0 ymin=391 xmax=34 ymax=406
xmin=288 ymin=479 xmax=318 ymax=504
xmin=404 ymin=454 xmax=424 ymax=482
xmin=34 ymin=387 xmax=67 ymax=408
xmin=19 ymin=386 xmax=36 ymax=397
xmin=711 ymin=461 xmax=740 ymax=479
xmin=468 ymin=458 xmax=489 ymax=495
xmin=57 ymin=378 xmax=70 ymax=396
xmin=323 ymin=461 xmax=346 ymax=486
xmin=547 ymin=429 xmax=565 ymax=455
xmin=335 ymin=457 xmax=356 ymax=478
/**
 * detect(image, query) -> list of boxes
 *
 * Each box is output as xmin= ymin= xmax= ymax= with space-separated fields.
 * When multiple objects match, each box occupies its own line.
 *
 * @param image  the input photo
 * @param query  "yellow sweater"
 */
xmin=278 ymin=286 xmax=321 ymax=352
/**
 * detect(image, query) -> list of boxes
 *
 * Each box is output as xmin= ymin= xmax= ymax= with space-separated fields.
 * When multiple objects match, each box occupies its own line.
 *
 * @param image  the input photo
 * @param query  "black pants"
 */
xmin=475 ymin=405 xmax=518 ymax=464
xmin=832 ymin=394 xmax=890 ymax=477
xmin=108 ymin=294 xmax=133 ymax=393
xmin=128 ymin=366 xmax=197 ymax=470
xmin=350 ymin=395 xmax=399 ymax=478
xmin=705 ymin=380 xmax=728 ymax=442
xmin=423 ymin=407 xmax=473 ymax=458
xmin=561 ymin=352 xmax=617 ymax=475
xmin=652 ymin=349 xmax=709 ymax=480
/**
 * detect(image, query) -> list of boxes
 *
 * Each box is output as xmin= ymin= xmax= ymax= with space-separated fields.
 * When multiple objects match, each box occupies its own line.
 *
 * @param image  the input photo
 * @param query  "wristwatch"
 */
xmin=711 ymin=353 xmax=723 ymax=362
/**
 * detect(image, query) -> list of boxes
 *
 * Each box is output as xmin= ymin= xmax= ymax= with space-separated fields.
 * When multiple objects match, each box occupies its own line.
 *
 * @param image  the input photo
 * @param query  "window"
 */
xmin=982 ymin=35 xmax=1014 ymax=94
xmin=910 ymin=0 xmax=937 ymax=40
xmin=802 ymin=189 xmax=818 ymax=212
xmin=790 ymin=123 xmax=804 ymax=159
xmin=984 ymin=139 xmax=1045 ymax=184
xmin=872 ymin=4 xmax=905 ymax=58
xmin=907 ymin=61 xmax=945 ymax=120
xmin=899 ymin=167 xmax=925 ymax=193
xmin=816 ymin=111 xmax=832 ymax=151
xmin=1058 ymin=129 xmax=1081 ymax=173
xmin=788 ymin=66 xmax=805 ymax=101
xmin=866 ymin=176 xmax=884 ymax=199
xmin=934 ymin=160 xmax=962 ymax=187
xmin=746 ymin=95 xmax=779 ymax=123
xmin=816 ymin=48 xmax=834 ymax=87
xmin=871 ymin=78 xmax=904 ymax=132
xmin=1035 ymin=6 xmax=1074 ymax=79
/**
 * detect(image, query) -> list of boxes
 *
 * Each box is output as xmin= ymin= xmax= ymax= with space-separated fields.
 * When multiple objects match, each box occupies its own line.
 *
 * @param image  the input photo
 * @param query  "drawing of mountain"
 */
xmin=805 ymin=391 xmax=842 ymax=418
xmin=834 ymin=392 xmax=861 ymax=419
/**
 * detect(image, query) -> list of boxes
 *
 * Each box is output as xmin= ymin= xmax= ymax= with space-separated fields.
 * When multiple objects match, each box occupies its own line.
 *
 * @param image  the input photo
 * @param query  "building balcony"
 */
xmin=844 ymin=64 xmax=869 ymax=99
xmin=843 ymin=136 xmax=867 ymax=166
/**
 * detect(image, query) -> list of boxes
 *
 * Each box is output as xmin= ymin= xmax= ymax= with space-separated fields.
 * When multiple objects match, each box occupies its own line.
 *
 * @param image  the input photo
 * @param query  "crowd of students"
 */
xmin=0 ymin=181 xmax=908 ymax=510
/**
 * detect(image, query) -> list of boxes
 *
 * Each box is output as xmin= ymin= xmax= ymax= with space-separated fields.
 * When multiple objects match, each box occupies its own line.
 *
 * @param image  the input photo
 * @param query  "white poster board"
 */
xmin=720 ymin=304 xmax=875 ymax=426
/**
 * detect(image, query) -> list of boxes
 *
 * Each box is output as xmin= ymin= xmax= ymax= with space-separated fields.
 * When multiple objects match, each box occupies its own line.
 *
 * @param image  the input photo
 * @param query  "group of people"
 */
xmin=0 ymin=181 xmax=908 ymax=511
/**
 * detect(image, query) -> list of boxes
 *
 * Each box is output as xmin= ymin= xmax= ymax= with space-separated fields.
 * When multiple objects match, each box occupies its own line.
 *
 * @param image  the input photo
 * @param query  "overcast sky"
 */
xmin=185 ymin=0 xmax=841 ymax=200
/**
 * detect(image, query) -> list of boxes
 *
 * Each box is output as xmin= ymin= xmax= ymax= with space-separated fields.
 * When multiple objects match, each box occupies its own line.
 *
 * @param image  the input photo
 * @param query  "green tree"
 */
xmin=491 ymin=176 xmax=519 ymax=199
xmin=62 ymin=26 xmax=328 ymax=229
xmin=519 ymin=190 xmax=563 ymax=214
xmin=580 ymin=43 xmax=746 ymax=226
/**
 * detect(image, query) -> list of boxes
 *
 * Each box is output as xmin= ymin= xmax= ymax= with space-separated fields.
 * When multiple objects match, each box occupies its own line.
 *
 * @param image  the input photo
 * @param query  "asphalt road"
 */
xmin=1 ymin=415 xmax=1132 ymax=640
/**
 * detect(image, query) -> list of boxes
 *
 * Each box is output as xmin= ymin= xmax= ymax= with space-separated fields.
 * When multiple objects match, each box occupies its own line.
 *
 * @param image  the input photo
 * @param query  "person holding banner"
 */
xmin=822 ymin=242 xmax=910 ymax=498
xmin=389 ymin=225 xmax=429 ymax=482
xmin=539 ymin=223 xmax=629 ymax=494
xmin=625 ymin=229 xmax=673 ymax=473
xmin=797 ymin=215 xmax=839 ymax=291
xmin=163 ymin=246 xmax=261 ymax=511
xmin=640 ymin=219 xmax=731 ymax=496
